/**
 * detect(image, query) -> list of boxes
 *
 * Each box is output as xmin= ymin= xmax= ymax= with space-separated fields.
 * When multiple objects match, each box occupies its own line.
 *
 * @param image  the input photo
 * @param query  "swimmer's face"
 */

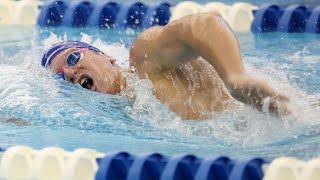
xmin=50 ymin=48 xmax=125 ymax=94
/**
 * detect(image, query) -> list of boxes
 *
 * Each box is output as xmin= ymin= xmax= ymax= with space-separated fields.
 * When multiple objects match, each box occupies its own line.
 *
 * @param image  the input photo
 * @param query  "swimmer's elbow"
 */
xmin=167 ymin=12 xmax=224 ymax=38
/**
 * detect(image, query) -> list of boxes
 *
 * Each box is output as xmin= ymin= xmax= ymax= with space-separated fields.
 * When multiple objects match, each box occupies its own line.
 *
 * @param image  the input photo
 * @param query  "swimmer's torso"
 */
xmin=130 ymin=26 xmax=231 ymax=119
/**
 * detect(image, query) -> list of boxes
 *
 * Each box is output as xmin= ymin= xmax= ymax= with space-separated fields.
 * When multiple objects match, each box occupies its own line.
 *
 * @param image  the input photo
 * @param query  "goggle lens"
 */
xmin=66 ymin=51 xmax=82 ymax=67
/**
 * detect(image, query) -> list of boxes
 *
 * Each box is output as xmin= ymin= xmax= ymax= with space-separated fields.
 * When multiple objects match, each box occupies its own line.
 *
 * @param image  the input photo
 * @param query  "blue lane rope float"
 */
xmin=160 ymin=154 xmax=201 ymax=180
xmin=36 ymin=1 xmax=320 ymax=33
xmin=141 ymin=2 xmax=171 ymax=29
xmin=127 ymin=153 xmax=167 ymax=180
xmin=62 ymin=0 xmax=95 ymax=27
xmin=37 ymin=0 xmax=171 ymax=29
xmin=88 ymin=1 xmax=121 ymax=28
xmin=251 ymin=4 xmax=320 ymax=33
xmin=95 ymin=152 xmax=134 ymax=180
xmin=277 ymin=5 xmax=309 ymax=33
xmin=37 ymin=0 xmax=68 ymax=26
xmin=92 ymin=151 xmax=269 ymax=180
xmin=125 ymin=2 xmax=148 ymax=29
xmin=306 ymin=6 xmax=320 ymax=33
xmin=251 ymin=4 xmax=282 ymax=33
xmin=93 ymin=152 xmax=270 ymax=180
xmin=194 ymin=156 xmax=232 ymax=180
xmin=228 ymin=158 xmax=267 ymax=180
xmin=1 ymin=0 xmax=320 ymax=33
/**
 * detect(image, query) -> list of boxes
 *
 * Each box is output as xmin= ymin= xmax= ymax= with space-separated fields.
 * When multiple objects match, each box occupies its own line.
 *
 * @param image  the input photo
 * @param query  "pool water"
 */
xmin=0 ymin=25 xmax=319 ymax=160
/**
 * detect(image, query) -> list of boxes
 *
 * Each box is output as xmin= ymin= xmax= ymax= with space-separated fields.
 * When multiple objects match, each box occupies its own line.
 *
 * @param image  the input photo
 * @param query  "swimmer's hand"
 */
xmin=228 ymin=76 xmax=291 ymax=117
xmin=264 ymin=94 xmax=291 ymax=117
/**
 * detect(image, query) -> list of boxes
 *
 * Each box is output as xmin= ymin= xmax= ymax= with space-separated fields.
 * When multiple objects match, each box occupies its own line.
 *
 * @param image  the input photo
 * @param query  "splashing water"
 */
xmin=0 ymin=27 xmax=319 ymax=160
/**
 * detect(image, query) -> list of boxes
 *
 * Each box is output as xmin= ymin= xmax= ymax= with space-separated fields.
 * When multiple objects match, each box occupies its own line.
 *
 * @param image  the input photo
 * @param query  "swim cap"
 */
xmin=41 ymin=41 xmax=104 ymax=68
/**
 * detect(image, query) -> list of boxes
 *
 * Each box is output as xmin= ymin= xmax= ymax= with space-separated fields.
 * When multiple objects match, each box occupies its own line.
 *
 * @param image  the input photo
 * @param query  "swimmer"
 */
xmin=42 ymin=13 xmax=290 ymax=119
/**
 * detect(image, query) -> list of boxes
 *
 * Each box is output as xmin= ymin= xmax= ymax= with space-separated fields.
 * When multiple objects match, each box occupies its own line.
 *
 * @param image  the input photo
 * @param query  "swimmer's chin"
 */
xmin=95 ymin=69 xmax=127 ymax=95
xmin=98 ymin=86 xmax=127 ymax=95
xmin=96 ymin=87 xmax=123 ymax=95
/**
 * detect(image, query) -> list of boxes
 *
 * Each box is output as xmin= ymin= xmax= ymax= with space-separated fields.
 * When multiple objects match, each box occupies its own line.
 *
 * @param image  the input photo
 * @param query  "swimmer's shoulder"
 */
xmin=129 ymin=23 xmax=193 ymax=77
xmin=130 ymin=26 xmax=163 ymax=60
xmin=129 ymin=26 xmax=165 ymax=78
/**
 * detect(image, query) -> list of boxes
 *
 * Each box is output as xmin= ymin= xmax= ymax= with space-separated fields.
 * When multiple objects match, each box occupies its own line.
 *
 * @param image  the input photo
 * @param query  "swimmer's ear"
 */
xmin=104 ymin=54 xmax=116 ymax=65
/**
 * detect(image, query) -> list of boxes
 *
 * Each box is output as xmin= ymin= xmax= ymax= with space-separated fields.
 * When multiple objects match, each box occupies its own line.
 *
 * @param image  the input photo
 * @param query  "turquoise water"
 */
xmin=0 ymin=26 xmax=319 ymax=160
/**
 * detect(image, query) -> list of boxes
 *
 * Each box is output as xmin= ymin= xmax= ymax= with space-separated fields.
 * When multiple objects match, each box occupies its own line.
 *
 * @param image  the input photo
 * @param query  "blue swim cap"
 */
xmin=41 ymin=41 xmax=104 ymax=68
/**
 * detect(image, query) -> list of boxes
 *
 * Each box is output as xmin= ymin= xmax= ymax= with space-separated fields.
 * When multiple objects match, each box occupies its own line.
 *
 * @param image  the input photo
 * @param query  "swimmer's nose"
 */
xmin=63 ymin=68 xmax=77 ymax=82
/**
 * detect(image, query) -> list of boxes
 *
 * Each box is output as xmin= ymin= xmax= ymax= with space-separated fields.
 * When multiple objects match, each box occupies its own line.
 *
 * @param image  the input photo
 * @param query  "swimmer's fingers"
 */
xmin=269 ymin=97 xmax=292 ymax=117
xmin=274 ymin=93 xmax=290 ymax=103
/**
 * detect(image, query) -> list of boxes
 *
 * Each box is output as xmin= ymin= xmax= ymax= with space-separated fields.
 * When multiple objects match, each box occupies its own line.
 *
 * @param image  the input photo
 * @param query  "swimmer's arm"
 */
xmin=155 ymin=13 xmax=290 ymax=115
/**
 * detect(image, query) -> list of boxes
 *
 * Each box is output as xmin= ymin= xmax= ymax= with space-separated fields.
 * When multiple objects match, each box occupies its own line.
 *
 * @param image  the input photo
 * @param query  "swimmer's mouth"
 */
xmin=56 ymin=72 xmax=95 ymax=91
xmin=78 ymin=74 xmax=94 ymax=90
